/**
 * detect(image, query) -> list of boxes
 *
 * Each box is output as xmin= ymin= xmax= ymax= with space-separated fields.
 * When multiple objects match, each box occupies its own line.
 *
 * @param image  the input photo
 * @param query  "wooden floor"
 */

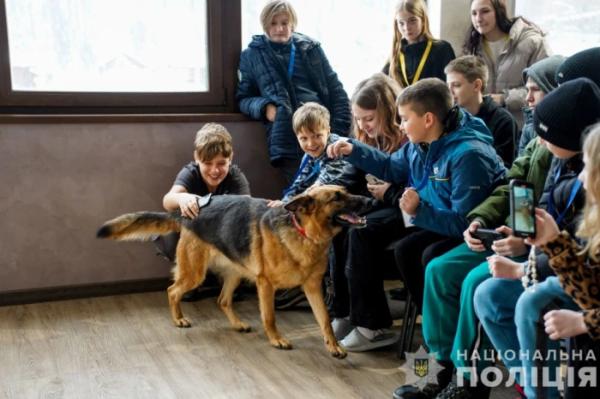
xmin=0 ymin=291 xmax=517 ymax=399
xmin=0 ymin=292 xmax=408 ymax=399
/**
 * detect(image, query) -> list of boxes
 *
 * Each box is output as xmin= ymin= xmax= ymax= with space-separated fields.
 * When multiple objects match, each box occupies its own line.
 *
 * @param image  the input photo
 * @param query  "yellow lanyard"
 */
xmin=399 ymin=39 xmax=432 ymax=86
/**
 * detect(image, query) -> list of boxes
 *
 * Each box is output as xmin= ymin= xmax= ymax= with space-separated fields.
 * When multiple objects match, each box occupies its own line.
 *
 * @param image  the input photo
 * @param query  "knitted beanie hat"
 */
xmin=522 ymin=55 xmax=566 ymax=94
xmin=556 ymin=47 xmax=600 ymax=87
xmin=534 ymin=78 xmax=600 ymax=152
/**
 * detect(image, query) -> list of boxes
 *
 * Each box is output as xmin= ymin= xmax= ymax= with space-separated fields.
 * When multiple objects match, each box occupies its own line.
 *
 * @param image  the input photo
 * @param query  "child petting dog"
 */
xmin=98 ymin=185 xmax=372 ymax=359
xmin=155 ymin=123 xmax=250 ymax=300
xmin=327 ymin=78 xmax=506 ymax=353
xmin=271 ymin=102 xmax=360 ymax=204
xmin=269 ymin=102 xmax=361 ymax=310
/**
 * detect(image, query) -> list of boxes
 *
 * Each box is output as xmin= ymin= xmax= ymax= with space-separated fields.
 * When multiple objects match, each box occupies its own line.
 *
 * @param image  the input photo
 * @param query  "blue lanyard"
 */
xmin=547 ymin=168 xmax=583 ymax=225
xmin=287 ymin=43 xmax=296 ymax=79
xmin=408 ymin=158 xmax=433 ymax=192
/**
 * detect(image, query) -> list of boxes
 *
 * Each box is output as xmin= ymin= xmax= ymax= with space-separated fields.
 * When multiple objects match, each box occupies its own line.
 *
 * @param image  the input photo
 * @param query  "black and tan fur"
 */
xmin=97 ymin=185 xmax=371 ymax=358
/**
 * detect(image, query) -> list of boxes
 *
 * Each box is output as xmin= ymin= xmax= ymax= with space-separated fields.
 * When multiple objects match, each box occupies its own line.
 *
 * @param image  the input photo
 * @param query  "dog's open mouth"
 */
xmin=334 ymin=213 xmax=367 ymax=228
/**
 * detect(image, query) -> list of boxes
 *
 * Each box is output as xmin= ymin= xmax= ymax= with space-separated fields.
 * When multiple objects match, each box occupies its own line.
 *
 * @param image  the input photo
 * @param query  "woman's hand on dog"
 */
xmin=178 ymin=193 xmax=202 ymax=218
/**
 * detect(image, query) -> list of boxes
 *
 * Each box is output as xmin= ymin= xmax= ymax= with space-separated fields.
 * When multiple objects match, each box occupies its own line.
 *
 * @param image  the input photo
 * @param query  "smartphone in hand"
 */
xmin=365 ymin=174 xmax=385 ymax=185
xmin=509 ymin=180 xmax=536 ymax=238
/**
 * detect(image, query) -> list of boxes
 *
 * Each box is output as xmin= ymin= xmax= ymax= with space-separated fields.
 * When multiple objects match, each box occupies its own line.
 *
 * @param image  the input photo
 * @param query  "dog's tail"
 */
xmin=96 ymin=212 xmax=180 ymax=241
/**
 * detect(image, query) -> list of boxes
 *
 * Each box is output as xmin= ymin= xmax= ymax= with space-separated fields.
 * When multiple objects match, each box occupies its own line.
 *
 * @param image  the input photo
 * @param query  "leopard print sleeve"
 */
xmin=541 ymin=231 xmax=586 ymax=273
xmin=583 ymin=309 xmax=600 ymax=341
xmin=542 ymin=231 xmax=600 ymax=328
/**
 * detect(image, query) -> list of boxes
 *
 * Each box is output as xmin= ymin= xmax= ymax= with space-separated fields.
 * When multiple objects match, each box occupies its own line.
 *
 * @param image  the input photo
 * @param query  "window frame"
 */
xmin=0 ymin=0 xmax=241 ymax=114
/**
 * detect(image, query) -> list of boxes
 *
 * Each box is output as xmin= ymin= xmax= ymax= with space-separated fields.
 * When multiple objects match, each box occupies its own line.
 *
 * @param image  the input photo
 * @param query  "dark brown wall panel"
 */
xmin=0 ymin=121 xmax=285 ymax=293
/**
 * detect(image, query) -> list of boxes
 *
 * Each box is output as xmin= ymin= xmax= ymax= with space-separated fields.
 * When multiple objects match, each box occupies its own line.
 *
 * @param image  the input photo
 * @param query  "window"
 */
xmin=515 ymin=1 xmax=600 ymax=56
xmin=0 ymin=0 xmax=241 ymax=113
xmin=242 ymin=0 xmax=398 ymax=96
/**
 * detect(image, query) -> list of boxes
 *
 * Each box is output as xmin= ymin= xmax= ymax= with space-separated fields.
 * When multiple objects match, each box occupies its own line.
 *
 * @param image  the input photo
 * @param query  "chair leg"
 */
xmin=406 ymin=300 xmax=418 ymax=353
xmin=397 ymin=293 xmax=414 ymax=359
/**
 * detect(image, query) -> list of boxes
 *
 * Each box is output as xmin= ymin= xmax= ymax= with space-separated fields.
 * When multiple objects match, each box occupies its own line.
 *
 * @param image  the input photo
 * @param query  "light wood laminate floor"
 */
xmin=0 ymin=292 xmax=407 ymax=399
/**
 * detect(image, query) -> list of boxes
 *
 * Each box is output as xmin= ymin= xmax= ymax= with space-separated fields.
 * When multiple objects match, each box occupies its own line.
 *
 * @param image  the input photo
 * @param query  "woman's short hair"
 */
xmin=260 ymin=1 xmax=298 ymax=33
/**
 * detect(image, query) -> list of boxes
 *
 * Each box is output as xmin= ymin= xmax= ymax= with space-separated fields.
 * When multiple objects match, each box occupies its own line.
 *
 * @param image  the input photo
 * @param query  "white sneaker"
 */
xmin=339 ymin=327 xmax=399 ymax=352
xmin=331 ymin=318 xmax=354 ymax=341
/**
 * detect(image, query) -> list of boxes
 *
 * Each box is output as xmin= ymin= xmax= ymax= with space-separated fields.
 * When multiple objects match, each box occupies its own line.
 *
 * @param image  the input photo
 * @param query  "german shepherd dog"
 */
xmin=97 ymin=185 xmax=371 ymax=358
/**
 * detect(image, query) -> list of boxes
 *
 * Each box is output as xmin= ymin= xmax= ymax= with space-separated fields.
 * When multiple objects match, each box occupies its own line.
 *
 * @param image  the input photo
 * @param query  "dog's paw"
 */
xmin=270 ymin=337 xmax=292 ymax=350
xmin=234 ymin=322 xmax=252 ymax=333
xmin=329 ymin=344 xmax=347 ymax=359
xmin=174 ymin=317 xmax=192 ymax=328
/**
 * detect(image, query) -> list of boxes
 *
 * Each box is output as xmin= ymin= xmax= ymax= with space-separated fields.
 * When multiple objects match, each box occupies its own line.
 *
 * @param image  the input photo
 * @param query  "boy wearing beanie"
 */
xmin=534 ymin=77 xmax=600 ymax=151
xmin=518 ymin=55 xmax=566 ymax=155
xmin=556 ymin=47 xmax=600 ymax=87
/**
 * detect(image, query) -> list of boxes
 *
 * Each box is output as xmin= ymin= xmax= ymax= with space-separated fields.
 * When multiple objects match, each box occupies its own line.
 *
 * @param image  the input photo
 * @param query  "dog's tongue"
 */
xmin=338 ymin=213 xmax=364 ymax=225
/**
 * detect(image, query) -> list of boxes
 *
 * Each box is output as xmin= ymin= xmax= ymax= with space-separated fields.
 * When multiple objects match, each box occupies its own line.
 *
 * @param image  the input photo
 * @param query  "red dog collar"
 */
xmin=290 ymin=213 xmax=307 ymax=238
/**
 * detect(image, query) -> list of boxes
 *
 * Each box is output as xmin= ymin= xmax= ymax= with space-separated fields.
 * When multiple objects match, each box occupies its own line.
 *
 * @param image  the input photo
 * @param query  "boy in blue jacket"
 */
xmin=327 ymin=78 xmax=506 ymax=351
xmin=270 ymin=101 xmax=361 ymax=310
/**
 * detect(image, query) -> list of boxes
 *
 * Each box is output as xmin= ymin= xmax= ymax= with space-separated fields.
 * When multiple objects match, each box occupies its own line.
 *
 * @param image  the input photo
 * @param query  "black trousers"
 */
xmin=329 ymin=206 xmax=405 ymax=330
xmin=564 ymin=334 xmax=600 ymax=399
xmin=392 ymin=228 xmax=463 ymax=312
xmin=273 ymin=157 xmax=302 ymax=186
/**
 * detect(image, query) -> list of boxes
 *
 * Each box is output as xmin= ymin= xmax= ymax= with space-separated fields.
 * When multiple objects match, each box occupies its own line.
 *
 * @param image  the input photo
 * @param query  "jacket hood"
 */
xmin=418 ymin=110 xmax=493 ymax=162
xmin=249 ymin=32 xmax=319 ymax=51
xmin=479 ymin=95 xmax=499 ymax=115
xmin=522 ymin=55 xmax=566 ymax=93
xmin=510 ymin=17 xmax=544 ymax=42
xmin=439 ymin=109 xmax=493 ymax=146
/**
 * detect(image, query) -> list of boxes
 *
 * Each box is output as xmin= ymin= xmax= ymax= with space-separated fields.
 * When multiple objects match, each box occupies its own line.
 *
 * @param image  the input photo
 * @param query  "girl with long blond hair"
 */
xmin=384 ymin=0 xmax=455 ymax=88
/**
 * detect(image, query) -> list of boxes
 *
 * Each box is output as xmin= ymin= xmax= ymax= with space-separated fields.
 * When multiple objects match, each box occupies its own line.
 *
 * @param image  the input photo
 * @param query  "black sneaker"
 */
xmin=274 ymin=287 xmax=308 ymax=310
xmin=435 ymin=382 xmax=489 ymax=399
xmin=393 ymin=383 xmax=442 ymax=399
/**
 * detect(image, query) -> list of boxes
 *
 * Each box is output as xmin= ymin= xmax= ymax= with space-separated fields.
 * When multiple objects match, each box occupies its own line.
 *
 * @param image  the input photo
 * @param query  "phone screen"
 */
xmin=512 ymin=183 xmax=536 ymax=237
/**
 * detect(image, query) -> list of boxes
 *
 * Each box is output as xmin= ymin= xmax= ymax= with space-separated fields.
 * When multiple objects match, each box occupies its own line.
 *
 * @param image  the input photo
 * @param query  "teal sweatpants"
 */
xmin=422 ymin=242 xmax=526 ymax=379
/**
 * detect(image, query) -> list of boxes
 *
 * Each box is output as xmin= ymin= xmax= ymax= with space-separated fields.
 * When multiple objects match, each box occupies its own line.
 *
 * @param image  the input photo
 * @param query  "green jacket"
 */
xmin=467 ymin=139 xmax=552 ymax=227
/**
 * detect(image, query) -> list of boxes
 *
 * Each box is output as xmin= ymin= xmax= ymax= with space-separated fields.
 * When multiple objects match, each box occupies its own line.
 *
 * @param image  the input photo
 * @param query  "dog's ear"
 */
xmin=284 ymin=194 xmax=316 ymax=213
